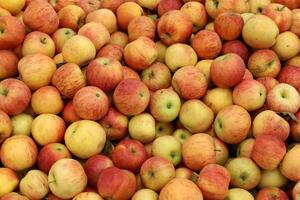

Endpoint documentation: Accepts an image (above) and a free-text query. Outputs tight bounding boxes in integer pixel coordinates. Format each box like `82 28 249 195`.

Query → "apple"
157 0 182 17
286 55 300 67
101 0 123 13
86 57 122 92
225 188 254 200
262 3 292 32
1 135 38 171
249 0 271 14
256 187 289 200
175 167 193 180
165 43 198 72
62 35 96 67
97 167 137 199
247 49 281 78
259 168 288 188
278 65 300 93
159 178 203 200
86 9 117 34
0 167 19 197
49 0 77 12
11 113 32 136
0 110 12 143
291 111 300 141
19 170 49 199
195 59 213 84
280 144 300 181
113 79 150 116
22 31 55 57
62 101 81 124
237 138 255 158
182 133 216 171
152 135 181 166
267 83 300 114
77 0 101 14
205 0 231 19
140 156 175 191
252 110 290 141
128 16 156 41
64 120 106 159
272 0 300 9
96 44 124 62
53 53 65 67
129 113 155 143
192 30 222 59
291 9 300 37
214 105 251 144
116 2 143 31
83 154 114 187
0 50 18 79
242 14 279 49
172 128 191 144
23 0 59 34
58 5 85 31
197 164 230 200
150 88 181 123
226 157 261 190
0 8 11 17
109 31 129 48
18 54 56 90
31 86 64 114
293 181 300 200
37 143 72 173
0 78 31 115
124 36 158 71
256 77 279 93
0 192 29 200
155 122 175 138
251 135 286 170
180 1 208 32
0 0 25 14
51 28 76 53
48 159 87 199
122 66 141 80
73 192 103 200
221 40 249 62
137 0 160 10
132 189 158 200
155 41 167 63
203 88 233 114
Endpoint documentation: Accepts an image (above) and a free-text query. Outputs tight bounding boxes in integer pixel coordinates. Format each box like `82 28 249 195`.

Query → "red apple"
221 40 249 62
83 154 114 187
37 143 72 173
73 86 109 120
0 110 12 143
58 5 86 31
101 0 123 13
62 100 81 124
0 50 18 79
256 187 289 200
0 78 31 115
278 65 300 93
128 16 156 41
116 2 143 31
272 0 300 9
122 66 141 80
96 44 124 62
157 0 182 17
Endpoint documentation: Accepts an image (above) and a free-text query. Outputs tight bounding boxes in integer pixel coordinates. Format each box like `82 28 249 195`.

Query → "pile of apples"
1 0 300 199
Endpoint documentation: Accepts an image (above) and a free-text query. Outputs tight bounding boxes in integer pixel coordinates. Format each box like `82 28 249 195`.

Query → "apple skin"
221 40 249 62
214 12 244 40
32 114 65 146
262 3 292 32
210 53 246 88
251 135 286 170
225 188 254 200
97 167 137 200
58 5 85 31
237 138 255 158
252 110 290 141
97 44 123 62
140 156 175 191
256 77 279 93
51 28 76 53
23 0 59 34
128 16 156 41
280 144 300 182
64 120 106 159
62 101 81 124
272 0 300 9
83 154 114 188
256 187 289 200
86 9 117 34
18 54 56 90
291 9 300 37
159 178 203 200
116 2 143 31
267 83 300 114
0 109 12 143
203 88 233 115
111 139 148 172
0 78 31 115
150 88 181 123
109 31 129 48
0 50 18 79
1 135 38 171
122 66 141 80
77 0 101 14
37 143 72 174
182 133 216 171
232 79 267 111
132 189 158 200
124 36 158 71
242 14 279 49
0 192 29 200
157 0 182 17
19 170 49 199
62 35 96 67
0 167 19 197
214 105 251 144
73 86 109 120
48 159 87 199
86 57 123 92
259 169 288 188
192 29 222 59
278 65 300 93
52 63 86 98
11 113 33 136
172 66 207 99
197 164 231 200
31 86 64 114
0 16 25 50
226 157 261 190
99 107 128 141
291 111 300 141
113 79 150 116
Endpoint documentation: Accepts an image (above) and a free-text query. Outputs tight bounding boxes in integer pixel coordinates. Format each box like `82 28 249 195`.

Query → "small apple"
0 167 19 197
157 0 182 17
86 9 117 34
